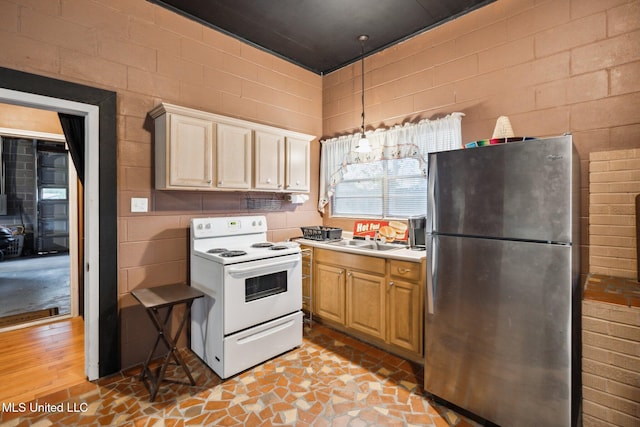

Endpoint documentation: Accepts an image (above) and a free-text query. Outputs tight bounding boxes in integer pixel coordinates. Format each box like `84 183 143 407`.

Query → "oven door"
223 253 302 335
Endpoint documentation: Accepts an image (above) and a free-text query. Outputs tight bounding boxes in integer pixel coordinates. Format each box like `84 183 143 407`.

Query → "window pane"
334 196 383 216
334 178 382 196
388 176 428 217
333 178 383 216
332 158 427 219
41 188 67 200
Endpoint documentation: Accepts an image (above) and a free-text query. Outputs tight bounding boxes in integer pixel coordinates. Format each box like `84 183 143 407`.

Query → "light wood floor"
0 317 86 404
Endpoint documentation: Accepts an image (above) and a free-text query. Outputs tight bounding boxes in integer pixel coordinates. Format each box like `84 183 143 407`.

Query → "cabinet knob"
347 272 352 277
218 181 223 185
207 180 212 184
267 178 272 184
389 281 394 286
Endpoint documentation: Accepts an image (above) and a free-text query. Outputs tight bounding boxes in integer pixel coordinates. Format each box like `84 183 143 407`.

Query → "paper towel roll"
288 194 309 204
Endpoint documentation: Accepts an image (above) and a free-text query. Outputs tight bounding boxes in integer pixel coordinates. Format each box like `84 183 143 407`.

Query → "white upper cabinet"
152 106 214 190
254 131 284 190
216 123 252 189
285 137 310 192
150 103 314 193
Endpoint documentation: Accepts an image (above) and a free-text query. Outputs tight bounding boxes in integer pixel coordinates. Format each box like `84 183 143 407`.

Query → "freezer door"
424 235 574 427
428 136 576 243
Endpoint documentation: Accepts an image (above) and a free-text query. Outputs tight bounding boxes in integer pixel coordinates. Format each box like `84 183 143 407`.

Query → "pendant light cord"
359 35 368 138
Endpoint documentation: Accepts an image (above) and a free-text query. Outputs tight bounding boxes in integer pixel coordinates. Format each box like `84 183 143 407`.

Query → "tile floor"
0 324 481 426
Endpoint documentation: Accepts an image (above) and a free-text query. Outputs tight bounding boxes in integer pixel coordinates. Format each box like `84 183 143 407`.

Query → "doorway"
0 66 118 380
0 131 79 327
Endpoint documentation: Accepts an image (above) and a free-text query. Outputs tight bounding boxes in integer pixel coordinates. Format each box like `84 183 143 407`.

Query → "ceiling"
150 0 495 75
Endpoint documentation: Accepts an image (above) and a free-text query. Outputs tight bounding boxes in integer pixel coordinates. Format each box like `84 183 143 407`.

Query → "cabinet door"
346 270 386 340
216 123 252 189
168 113 214 188
285 137 310 192
314 263 345 324
254 131 284 190
388 279 421 354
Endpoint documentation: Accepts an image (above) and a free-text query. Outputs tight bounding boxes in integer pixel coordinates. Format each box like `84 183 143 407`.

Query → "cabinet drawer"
315 248 385 275
389 259 420 281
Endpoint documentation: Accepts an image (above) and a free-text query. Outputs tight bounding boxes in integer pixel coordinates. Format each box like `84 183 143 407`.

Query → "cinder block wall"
582 300 640 426
589 149 640 279
322 0 640 282
0 0 323 367
1 138 36 231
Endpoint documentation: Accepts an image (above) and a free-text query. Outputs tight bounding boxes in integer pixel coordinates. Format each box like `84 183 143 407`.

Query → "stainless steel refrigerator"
424 135 581 427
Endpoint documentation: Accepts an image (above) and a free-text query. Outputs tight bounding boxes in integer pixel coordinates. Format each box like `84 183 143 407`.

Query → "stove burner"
251 242 274 248
220 250 247 257
207 248 228 254
270 245 289 251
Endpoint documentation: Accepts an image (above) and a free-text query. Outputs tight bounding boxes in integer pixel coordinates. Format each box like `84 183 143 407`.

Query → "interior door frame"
0 66 119 380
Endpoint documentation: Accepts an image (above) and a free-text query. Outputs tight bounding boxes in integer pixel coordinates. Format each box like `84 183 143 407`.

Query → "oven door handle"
227 256 300 278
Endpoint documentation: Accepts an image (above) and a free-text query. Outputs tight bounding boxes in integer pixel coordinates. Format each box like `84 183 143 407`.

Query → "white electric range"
189 215 302 379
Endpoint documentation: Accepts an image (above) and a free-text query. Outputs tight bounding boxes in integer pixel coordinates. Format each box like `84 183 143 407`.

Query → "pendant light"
355 34 371 153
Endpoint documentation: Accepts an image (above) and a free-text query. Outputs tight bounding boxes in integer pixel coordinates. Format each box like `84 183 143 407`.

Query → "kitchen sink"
330 239 407 251
331 239 369 247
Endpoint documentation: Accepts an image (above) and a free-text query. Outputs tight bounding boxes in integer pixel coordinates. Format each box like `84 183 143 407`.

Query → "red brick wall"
582 299 640 426
589 149 640 278
322 0 640 279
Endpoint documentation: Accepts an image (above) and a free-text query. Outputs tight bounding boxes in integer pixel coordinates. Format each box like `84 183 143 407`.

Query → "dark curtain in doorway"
57 113 85 318
58 113 84 184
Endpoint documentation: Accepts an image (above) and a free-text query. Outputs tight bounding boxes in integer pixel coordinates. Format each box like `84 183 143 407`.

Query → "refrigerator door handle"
427 156 437 233
426 156 437 315
426 234 437 314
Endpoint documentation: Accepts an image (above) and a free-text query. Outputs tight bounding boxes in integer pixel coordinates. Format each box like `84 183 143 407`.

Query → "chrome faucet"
373 230 386 249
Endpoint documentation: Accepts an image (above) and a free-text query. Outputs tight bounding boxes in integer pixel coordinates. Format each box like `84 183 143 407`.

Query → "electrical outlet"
131 197 148 213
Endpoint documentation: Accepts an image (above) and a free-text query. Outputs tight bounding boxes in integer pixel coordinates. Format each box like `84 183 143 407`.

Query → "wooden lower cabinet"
347 270 386 340
388 259 423 354
315 263 346 324
388 279 421 353
313 248 424 361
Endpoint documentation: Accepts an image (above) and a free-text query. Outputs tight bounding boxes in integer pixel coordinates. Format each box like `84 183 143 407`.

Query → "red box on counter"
353 220 408 242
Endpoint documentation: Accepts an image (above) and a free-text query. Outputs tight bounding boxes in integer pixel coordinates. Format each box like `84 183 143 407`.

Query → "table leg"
140 305 175 401
139 301 198 401
166 300 196 385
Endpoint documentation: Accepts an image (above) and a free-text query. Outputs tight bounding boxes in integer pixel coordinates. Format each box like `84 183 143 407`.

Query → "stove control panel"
192 215 268 239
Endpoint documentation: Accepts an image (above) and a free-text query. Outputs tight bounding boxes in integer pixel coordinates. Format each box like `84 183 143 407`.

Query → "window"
41 187 67 200
318 113 463 217
332 158 427 218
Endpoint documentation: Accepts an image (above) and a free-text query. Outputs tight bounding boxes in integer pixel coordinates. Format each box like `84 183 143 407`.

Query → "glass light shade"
355 135 371 153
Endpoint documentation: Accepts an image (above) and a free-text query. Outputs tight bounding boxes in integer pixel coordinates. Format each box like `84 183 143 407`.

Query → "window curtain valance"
318 112 464 213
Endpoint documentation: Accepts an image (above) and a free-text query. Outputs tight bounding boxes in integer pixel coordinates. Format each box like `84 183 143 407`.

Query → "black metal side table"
131 283 204 401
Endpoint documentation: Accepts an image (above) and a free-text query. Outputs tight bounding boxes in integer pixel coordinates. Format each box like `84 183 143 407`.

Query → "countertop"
583 273 640 308
295 237 426 262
